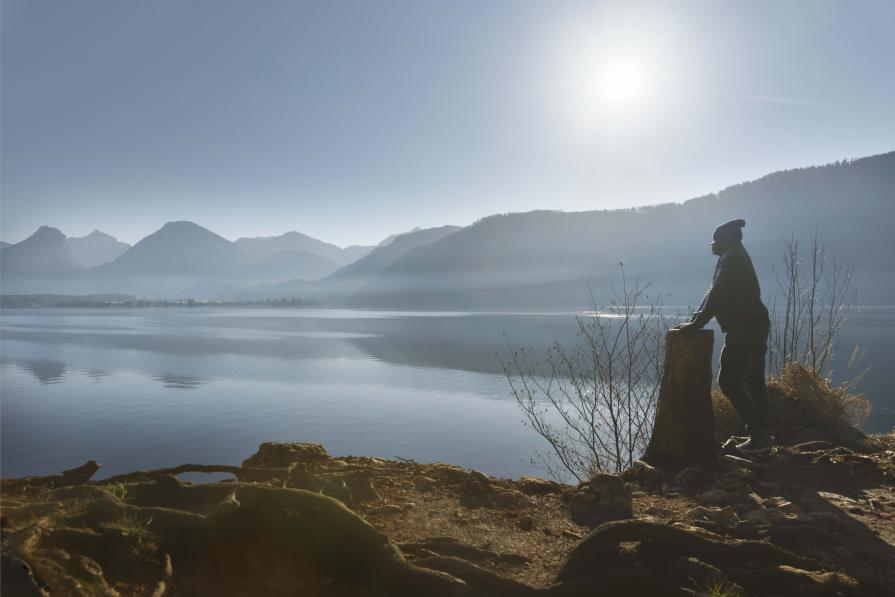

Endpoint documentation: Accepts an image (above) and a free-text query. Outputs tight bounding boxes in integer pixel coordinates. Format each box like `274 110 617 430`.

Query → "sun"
599 57 645 106
553 46 653 131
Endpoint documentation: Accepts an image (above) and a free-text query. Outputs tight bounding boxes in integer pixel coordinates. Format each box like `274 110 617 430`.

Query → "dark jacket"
691 243 770 334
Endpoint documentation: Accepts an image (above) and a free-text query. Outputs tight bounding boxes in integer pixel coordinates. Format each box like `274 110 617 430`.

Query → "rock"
622 460 666 488
674 467 710 490
517 515 534 531
495 490 530 509
767 509 799 523
517 475 562 495
371 504 404 516
458 480 491 508
762 496 792 509
714 505 738 526
413 476 438 492
241 442 330 469
569 474 632 526
684 505 713 521
743 509 771 528
683 505 738 527
335 469 381 504
712 467 755 494
469 469 492 483
569 491 595 517
697 489 730 506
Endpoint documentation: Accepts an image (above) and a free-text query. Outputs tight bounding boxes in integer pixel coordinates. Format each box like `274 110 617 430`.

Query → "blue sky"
2 0 893 246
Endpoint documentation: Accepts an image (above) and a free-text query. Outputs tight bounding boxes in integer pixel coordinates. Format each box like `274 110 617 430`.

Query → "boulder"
622 460 666 488
696 489 731 507
674 467 710 490
241 442 330 469
569 474 632 526
517 476 562 495
495 491 530 509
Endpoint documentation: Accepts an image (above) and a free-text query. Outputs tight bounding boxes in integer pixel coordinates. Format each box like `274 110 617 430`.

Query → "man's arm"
683 255 734 331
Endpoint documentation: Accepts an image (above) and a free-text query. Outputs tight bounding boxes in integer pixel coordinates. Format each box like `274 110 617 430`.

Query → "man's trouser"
718 327 770 435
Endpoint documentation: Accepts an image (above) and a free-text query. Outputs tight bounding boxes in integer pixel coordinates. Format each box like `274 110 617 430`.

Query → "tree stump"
643 329 718 468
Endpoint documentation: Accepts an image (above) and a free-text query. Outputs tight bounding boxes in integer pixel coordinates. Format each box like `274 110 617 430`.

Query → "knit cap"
712 219 746 242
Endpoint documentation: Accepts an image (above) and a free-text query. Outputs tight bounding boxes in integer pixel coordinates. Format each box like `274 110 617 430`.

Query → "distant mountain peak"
33 226 66 240
1 225 84 276
161 220 203 231
66 229 131 267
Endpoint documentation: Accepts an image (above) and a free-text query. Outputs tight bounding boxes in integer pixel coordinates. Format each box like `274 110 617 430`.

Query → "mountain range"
66 230 132 267
2 151 893 306
346 152 894 307
235 230 375 266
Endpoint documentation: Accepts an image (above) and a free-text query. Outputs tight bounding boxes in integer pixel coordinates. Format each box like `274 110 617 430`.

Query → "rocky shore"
2 432 894 596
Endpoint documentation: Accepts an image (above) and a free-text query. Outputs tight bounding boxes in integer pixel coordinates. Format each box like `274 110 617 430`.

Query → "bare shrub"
501 266 670 482
768 229 860 381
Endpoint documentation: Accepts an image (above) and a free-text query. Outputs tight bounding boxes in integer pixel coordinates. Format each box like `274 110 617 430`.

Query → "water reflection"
154 373 204 390
13 358 67 384
1 308 893 431
86 369 111 381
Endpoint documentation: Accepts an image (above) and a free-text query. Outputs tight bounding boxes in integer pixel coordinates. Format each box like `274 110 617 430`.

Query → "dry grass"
713 362 872 441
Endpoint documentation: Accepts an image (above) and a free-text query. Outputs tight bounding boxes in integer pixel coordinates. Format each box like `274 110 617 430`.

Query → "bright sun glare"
599 57 644 105
555 43 655 131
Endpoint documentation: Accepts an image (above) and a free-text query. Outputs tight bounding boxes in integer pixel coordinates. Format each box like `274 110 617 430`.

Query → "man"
676 219 772 452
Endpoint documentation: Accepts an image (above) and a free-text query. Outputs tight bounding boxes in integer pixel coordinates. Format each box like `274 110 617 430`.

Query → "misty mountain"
376 227 422 248
244 249 340 282
95 221 247 277
309 225 461 301
0 226 85 277
347 152 895 308
342 244 377 263
3 153 892 306
0 241 10 250
82 221 349 297
66 230 131 267
235 231 373 266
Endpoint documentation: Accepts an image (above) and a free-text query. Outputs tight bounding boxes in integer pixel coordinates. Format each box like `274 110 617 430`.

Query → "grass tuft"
713 362 871 441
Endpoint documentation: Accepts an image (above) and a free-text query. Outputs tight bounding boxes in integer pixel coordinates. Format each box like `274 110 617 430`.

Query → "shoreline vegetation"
3 425 893 595
0 294 316 309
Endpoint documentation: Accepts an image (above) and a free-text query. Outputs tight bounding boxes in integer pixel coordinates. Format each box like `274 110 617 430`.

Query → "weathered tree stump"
642 329 718 468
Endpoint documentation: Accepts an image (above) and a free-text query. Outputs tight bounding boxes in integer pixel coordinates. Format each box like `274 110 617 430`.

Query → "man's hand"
675 322 701 335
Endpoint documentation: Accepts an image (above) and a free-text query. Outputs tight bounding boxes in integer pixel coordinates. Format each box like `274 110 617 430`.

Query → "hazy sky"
2 0 893 246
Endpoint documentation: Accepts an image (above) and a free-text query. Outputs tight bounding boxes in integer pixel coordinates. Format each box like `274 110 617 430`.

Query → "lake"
2 307 893 481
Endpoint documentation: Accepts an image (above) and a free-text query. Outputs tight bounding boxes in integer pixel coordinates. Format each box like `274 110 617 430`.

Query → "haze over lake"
3 307 892 481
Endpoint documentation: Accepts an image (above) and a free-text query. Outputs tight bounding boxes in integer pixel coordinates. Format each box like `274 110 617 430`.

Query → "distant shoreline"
0 294 316 309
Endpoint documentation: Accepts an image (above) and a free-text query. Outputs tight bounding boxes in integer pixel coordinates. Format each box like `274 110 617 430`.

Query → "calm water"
2 307 893 480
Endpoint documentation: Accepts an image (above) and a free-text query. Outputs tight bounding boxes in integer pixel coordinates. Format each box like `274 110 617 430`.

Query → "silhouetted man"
677 219 772 452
